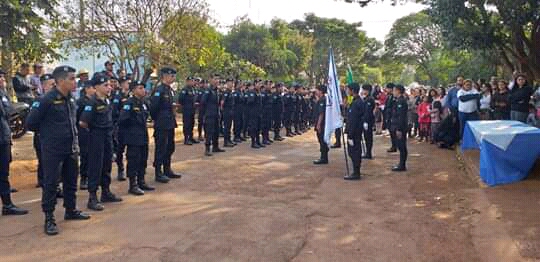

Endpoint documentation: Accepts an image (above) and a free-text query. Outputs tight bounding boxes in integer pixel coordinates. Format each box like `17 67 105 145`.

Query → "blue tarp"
462 121 540 186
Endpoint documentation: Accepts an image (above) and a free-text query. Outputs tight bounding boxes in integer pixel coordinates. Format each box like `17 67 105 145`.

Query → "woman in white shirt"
457 79 480 137
479 83 492 120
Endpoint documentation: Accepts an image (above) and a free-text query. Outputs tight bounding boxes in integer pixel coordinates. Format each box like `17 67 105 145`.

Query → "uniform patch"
142 104 147 110
113 98 120 104
32 101 40 108
133 107 140 112
205 91 210 94
97 105 105 110
121 98 127 102
84 105 92 111
250 94 254 97
154 92 160 97
53 100 64 105
123 104 131 110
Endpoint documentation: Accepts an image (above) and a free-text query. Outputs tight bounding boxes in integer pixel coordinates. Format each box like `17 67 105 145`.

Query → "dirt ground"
1 129 540 262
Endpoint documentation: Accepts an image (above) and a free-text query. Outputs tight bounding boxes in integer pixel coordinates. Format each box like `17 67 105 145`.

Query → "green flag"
346 65 354 85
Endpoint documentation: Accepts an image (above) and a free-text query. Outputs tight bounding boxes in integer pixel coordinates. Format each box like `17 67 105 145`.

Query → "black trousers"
347 133 362 170
183 111 195 140
334 128 342 146
78 128 90 179
197 111 204 138
242 110 249 136
294 111 301 131
223 110 233 141
116 129 126 172
33 134 44 186
316 130 329 160
154 128 175 169
364 123 374 157
126 144 148 178
272 111 282 135
283 110 292 129
393 128 408 166
234 110 243 138
87 129 113 193
41 150 78 212
389 128 397 149
0 143 12 195
204 115 219 147
261 111 272 140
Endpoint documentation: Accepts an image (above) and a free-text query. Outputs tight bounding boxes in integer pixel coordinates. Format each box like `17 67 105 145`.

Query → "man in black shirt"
344 83 365 180
362 84 376 159
390 84 409 172
178 76 198 145
201 74 225 156
314 85 329 165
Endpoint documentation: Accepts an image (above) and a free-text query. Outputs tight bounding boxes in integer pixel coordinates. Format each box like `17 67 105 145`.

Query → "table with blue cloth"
462 120 540 186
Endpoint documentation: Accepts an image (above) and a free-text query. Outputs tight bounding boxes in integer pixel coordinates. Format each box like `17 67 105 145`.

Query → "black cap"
226 78 234 82
119 76 129 83
201 79 208 84
186 76 195 81
105 61 115 66
91 73 110 86
347 82 360 93
160 67 177 75
130 80 145 90
394 84 405 93
361 84 372 92
109 76 119 82
40 74 54 82
0 69 6 76
386 83 395 89
276 82 284 87
317 84 327 94
81 80 93 89
52 66 76 79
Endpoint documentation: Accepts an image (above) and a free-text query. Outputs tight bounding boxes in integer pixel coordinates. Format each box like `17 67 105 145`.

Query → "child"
374 101 383 135
417 95 432 142
430 100 442 144
527 104 538 127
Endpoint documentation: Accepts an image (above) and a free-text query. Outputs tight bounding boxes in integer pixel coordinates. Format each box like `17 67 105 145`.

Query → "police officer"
221 78 236 147
233 81 245 143
245 82 261 149
112 76 130 181
196 79 207 142
33 74 55 188
0 69 28 216
283 87 294 137
313 85 329 165
178 76 198 145
150 67 182 183
119 81 155 195
201 74 225 156
27 66 90 235
384 83 397 152
362 84 376 159
293 85 303 135
344 83 365 180
261 81 273 145
80 74 123 211
390 84 408 171
271 83 284 141
76 81 95 190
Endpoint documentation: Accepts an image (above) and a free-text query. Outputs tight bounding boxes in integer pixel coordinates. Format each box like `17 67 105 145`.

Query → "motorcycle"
9 102 29 139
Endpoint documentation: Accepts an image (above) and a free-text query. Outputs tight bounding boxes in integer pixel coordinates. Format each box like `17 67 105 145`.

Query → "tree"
429 0 540 80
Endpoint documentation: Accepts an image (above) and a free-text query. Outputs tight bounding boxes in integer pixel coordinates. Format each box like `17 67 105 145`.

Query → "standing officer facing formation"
150 67 182 183
344 83 365 180
27 66 90 236
390 84 408 172
313 85 329 165
361 84 376 160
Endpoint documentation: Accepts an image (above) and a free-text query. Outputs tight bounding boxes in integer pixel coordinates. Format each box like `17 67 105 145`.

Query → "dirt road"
1 131 539 261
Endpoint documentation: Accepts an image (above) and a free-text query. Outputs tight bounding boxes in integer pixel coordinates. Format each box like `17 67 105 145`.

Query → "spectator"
407 88 418 138
430 100 442 144
457 79 480 137
29 63 44 95
479 83 492 120
417 95 431 142
491 80 511 120
374 101 383 135
526 104 538 127
443 75 464 113
508 73 534 123
12 63 34 104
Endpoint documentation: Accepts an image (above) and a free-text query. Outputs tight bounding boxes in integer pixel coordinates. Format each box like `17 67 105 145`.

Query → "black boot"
191 137 200 144
392 164 407 172
224 141 235 148
64 209 91 220
205 145 213 156
56 185 63 198
313 152 329 165
184 137 193 145
138 176 155 191
154 166 170 183
44 212 58 236
128 177 144 196
251 138 261 149
117 169 126 181
344 166 361 180
87 192 104 211
233 137 242 143
101 189 123 203
387 147 397 153
80 176 88 190
330 143 341 149
1 194 28 216
212 146 226 153
164 165 182 179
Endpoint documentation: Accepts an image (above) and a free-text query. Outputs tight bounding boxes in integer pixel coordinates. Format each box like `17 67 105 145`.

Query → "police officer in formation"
201 74 225 156
196 79 207 142
27 66 90 235
390 84 408 171
0 69 28 216
118 81 155 195
384 83 397 153
221 78 236 147
112 76 131 181
283 87 295 137
150 67 182 183
178 76 199 145
271 84 284 141
79 73 123 211
233 81 246 143
344 83 365 180
261 81 273 145
361 84 376 160
76 81 95 190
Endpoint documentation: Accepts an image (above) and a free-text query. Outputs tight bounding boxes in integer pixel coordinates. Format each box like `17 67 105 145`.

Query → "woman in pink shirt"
417 95 432 142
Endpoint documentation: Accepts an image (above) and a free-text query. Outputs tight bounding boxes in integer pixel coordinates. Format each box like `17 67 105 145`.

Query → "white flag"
324 48 343 145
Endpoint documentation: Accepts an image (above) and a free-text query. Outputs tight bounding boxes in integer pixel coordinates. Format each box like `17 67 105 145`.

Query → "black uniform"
178 85 196 143
118 97 150 182
261 90 273 143
315 96 329 162
245 89 261 146
363 96 376 158
294 93 302 133
390 95 409 169
200 86 220 149
26 88 79 213
112 90 129 175
0 90 13 196
195 87 205 140
233 89 244 141
345 96 366 175
80 95 114 194
76 95 92 185
221 89 235 145
242 91 251 138
283 92 294 136
271 91 283 139
150 84 177 176
384 94 397 150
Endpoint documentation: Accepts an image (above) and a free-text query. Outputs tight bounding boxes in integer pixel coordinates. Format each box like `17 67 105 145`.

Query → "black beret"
386 83 395 89
0 69 5 76
347 82 360 93
186 76 194 81
160 67 177 75
109 76 119 82
212 73 221 78
226 78 234 82
105 61 115 66
91 74 110 86
52 66 76 78
130 80 145 90
201 79 208 84
40 74 54 82
254 78 262 83
394 84 405 93
361 84 372 92
317 85 327 94
245 81 253 87
81 81 93 89
119 76 129 83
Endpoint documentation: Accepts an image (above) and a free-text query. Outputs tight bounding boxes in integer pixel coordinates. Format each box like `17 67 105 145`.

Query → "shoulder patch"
84 105 93 111
123 104 131 110
32 101 40 108
205 91 210 94
154 92 160 97
113 98 120 104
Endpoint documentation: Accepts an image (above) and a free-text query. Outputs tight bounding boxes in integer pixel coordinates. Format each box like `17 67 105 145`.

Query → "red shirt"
417 102 431 124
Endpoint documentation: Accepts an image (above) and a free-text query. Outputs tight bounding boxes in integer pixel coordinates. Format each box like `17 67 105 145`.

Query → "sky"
206 0 427 41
